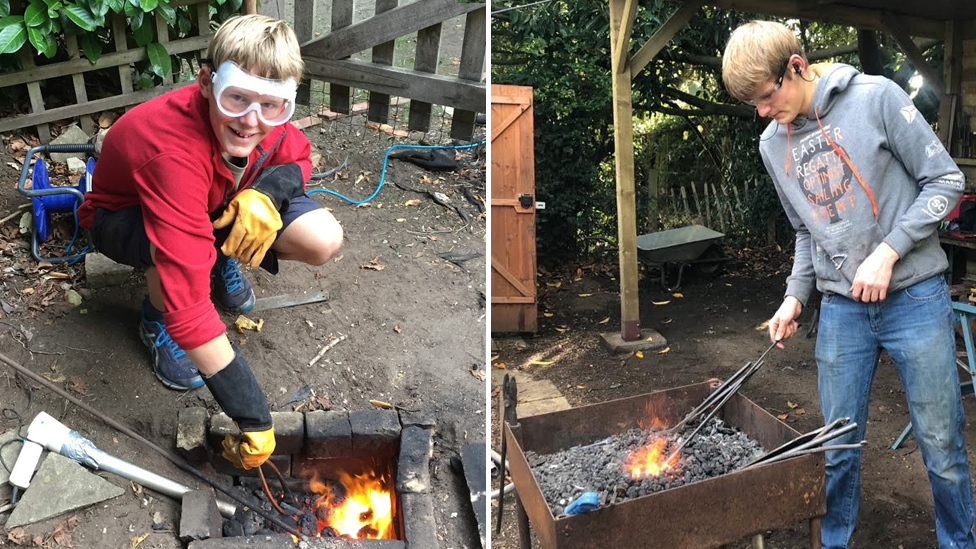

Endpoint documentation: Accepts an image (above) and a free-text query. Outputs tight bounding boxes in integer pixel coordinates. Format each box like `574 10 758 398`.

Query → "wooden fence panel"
301 0 487 139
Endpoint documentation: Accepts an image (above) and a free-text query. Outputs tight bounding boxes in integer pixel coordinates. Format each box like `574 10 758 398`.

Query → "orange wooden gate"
491 85 537 333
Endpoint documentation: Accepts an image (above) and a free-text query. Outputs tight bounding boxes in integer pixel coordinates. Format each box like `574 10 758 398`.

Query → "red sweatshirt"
78 84 312 349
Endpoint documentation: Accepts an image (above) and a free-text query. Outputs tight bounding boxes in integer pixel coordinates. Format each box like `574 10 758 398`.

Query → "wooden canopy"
609 0 976 341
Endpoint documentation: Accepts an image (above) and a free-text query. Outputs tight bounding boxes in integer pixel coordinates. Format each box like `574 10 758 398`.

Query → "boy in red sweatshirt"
78 15 343 469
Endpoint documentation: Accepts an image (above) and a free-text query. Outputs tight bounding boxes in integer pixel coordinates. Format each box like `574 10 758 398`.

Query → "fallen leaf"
333 254 344 263
598 317 610 324
578 293 593 297
528 360 553 365
576 384 585 389
492 362 507 370
652 300 670 306
755 320 770 331
396 218 406 223
777 413 789 421
68 378 87 395
404 199 421 206
555 325 569 333
787 401 798 409
314 395 332 410
38 260 53 268
661 317 673 324
22 287 34 295
42 372 66 383
725 283 733 287
543 312 554 318
394 324 401 333
635 351 644 359
574 267 583 281
53 527 72 547
657 347 671 354
131 532 150 548
795 408 807 416
645 336 655 342
47 271 69 279
545 281 562 288
66 289 82 307
672 292 684 298
33 536 43 546
469 369 487 381
234 315 264 334
369 399 393 409
7 527 27 545
361 263 386 271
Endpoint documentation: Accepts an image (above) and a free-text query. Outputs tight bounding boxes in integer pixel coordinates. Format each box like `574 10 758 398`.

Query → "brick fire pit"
172 407 438 548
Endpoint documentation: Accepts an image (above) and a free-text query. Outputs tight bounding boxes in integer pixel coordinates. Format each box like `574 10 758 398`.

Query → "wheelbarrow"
637 224 727 291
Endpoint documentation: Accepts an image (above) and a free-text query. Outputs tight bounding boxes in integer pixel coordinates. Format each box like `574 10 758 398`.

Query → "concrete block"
6 452 124 528
66 157 86 173
176 407 211 463
49 124 90 164
207 413 236 453
270 411 304 454
396 426 432 494
85 252 134 289
305 410 352 457
180 490 222 541
350 409 400 457
401 493 438 549
398 408 436 428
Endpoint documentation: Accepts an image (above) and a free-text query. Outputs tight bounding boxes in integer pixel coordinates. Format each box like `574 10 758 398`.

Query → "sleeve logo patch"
925 139 943 158
901 105 919 124
924 195 950 219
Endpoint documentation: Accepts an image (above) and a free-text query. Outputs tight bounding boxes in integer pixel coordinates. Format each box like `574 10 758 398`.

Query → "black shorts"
90 195 322 274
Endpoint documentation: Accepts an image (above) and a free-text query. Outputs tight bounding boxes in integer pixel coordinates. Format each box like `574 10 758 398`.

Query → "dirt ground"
491 249 976 549
0 117 487 548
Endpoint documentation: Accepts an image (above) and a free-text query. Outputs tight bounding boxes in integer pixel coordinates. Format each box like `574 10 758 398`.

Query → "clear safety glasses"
209 60 297 126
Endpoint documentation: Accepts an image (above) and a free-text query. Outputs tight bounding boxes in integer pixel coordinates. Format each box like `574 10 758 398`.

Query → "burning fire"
623 436 679 479
305 469 395 539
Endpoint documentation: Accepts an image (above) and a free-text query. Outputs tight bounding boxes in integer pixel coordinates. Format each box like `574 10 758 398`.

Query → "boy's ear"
198 66 213 98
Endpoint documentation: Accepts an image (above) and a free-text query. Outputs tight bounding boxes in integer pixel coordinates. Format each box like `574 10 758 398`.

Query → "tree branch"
660 87 754 117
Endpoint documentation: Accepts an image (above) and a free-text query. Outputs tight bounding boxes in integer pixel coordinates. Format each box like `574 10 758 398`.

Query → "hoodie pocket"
817 223 887 284
813 242 842 282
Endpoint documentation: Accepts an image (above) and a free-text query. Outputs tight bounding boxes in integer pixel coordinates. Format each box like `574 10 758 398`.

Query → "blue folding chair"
891 301 976 450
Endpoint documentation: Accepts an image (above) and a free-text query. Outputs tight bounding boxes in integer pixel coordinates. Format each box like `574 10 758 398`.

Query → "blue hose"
307 141 484 204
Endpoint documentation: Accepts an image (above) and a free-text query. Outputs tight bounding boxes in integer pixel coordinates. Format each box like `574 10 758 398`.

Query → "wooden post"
293 0 315 106
451 6 487 141
243 0 256 14
367 0 399 124
330 0 354 114
939 19 962 149
408 22 443 132
609 0 640 341
713 182 727 232
680 186 690 220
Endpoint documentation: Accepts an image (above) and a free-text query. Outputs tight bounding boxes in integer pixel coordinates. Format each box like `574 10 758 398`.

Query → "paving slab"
6 452 124 528
85 252 135 289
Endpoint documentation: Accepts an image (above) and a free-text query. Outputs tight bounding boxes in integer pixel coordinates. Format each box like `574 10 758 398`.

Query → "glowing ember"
307 469 395 539
623 437 679 479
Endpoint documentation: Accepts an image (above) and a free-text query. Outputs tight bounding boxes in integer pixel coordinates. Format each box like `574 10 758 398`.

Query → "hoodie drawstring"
811 107 879 219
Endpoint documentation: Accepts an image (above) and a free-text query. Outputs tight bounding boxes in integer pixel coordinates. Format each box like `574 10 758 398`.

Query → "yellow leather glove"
213 189 283 268
221 426 276 470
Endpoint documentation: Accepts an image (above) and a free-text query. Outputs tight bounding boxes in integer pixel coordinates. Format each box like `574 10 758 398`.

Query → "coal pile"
526 418 764 515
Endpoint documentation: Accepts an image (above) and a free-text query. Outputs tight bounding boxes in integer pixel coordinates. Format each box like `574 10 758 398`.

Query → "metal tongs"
744 417 866 469
663 341 780 463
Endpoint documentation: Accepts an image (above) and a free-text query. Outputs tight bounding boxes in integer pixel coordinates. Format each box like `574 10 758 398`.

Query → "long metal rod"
0 350 303 538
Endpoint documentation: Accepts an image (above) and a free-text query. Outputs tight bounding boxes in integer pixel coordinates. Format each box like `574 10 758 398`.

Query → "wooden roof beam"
705 0 944 39
631 0 706 77
882 11 946 97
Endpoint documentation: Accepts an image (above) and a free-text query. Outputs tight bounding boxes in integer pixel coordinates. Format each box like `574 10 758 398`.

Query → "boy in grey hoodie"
724 21 975 548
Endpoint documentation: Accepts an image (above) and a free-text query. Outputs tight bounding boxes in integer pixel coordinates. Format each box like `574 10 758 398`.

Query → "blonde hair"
208 15 304 84
722 20 805 102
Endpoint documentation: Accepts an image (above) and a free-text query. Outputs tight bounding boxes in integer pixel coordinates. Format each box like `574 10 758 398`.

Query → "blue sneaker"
212 255 256 313
138 300 204 391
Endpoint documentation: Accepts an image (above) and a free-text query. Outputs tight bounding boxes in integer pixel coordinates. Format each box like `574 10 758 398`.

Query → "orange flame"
307 469 395 539
624 437 679 479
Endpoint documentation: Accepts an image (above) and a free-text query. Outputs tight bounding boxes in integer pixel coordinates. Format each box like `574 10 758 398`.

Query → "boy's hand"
222 427 276 470
768 296 802 349
213 189 283 268
850 243 899 303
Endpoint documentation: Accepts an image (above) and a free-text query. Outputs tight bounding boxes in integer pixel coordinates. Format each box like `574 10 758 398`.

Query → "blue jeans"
817 276 976 548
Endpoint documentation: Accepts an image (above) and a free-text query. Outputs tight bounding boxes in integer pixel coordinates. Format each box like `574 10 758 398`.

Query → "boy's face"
748 57 807 124
199 66 275 158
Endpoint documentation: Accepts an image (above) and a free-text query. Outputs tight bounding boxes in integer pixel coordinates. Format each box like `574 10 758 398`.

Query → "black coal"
526 418 764 515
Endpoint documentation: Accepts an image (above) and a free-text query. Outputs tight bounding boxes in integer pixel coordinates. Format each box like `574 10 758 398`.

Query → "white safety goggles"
209 60 297 126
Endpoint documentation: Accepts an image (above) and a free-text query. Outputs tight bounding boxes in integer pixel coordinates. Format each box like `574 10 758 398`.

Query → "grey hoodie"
759 63 964 304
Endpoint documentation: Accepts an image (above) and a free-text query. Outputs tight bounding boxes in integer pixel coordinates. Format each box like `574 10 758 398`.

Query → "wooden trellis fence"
297 0 487 141
0 0 212 143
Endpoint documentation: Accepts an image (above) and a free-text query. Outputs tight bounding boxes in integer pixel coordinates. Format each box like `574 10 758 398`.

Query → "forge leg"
516 489 531 549
809 517 822 549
